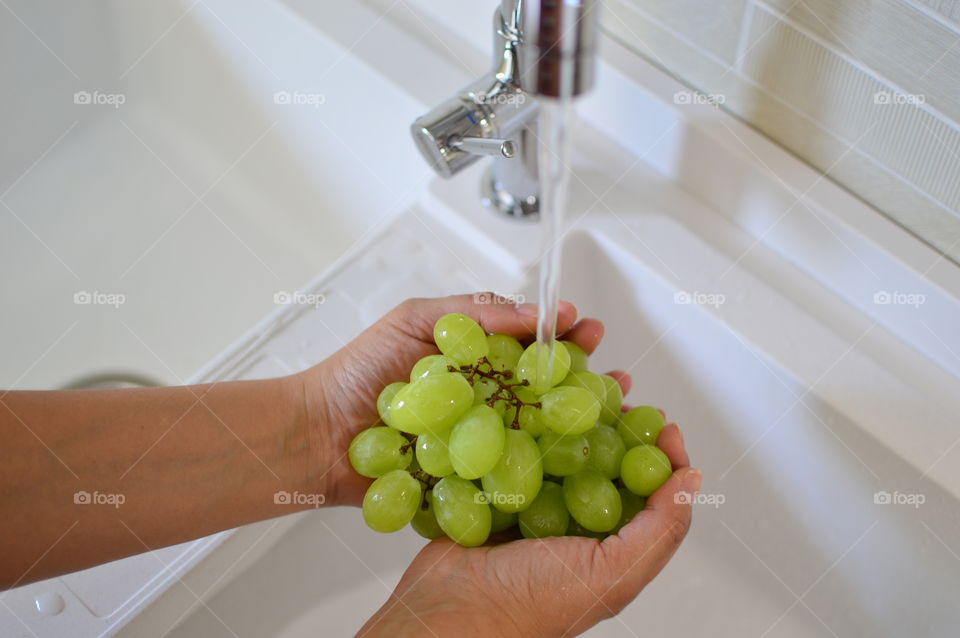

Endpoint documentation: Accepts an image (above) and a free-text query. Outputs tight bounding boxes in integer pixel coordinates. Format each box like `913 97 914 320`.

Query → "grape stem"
404 358 543 495
409 469 440 489
448 358 542 430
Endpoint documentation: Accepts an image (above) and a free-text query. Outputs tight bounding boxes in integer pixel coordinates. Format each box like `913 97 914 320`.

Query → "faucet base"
480 166 539 218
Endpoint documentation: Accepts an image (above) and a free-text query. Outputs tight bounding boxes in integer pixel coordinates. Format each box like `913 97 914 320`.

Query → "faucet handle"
411 97 486 179
449 135 516 158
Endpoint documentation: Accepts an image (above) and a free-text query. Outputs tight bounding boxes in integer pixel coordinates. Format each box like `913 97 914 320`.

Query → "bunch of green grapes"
348 313 674 546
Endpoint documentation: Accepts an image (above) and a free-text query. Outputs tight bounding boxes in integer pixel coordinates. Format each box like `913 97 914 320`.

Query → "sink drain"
61 372 162 390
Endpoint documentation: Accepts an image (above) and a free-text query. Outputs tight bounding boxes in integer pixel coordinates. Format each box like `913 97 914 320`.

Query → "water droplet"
34 592 64 616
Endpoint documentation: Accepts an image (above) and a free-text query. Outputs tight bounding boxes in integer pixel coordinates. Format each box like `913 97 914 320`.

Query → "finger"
603 370 632 396
559 319 605 354
603 467 700 593
393 294 578 341
656 423 689 469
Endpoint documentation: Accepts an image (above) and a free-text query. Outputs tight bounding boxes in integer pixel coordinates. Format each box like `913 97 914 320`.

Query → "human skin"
0 294 698 636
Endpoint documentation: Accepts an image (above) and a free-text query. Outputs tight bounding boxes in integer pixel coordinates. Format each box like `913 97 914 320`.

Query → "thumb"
603 467 701 594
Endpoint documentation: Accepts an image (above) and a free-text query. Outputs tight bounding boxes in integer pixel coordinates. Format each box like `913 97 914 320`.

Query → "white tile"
609 0 749 63
743 7 960 216
761 0 960 125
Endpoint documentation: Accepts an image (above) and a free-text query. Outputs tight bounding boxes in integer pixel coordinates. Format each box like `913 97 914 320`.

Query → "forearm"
0 374 326 589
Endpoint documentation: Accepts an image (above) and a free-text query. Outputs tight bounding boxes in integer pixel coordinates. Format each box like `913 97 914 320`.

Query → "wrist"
283 368 325 498
288 363 365 508
361 590 539 638
256 373 324 512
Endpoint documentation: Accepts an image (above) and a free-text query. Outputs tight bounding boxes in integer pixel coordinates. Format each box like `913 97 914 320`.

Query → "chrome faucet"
410 0 599 218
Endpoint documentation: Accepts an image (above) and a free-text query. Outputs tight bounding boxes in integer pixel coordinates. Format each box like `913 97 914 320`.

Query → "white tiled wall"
604 0 960 263
920 0 960 22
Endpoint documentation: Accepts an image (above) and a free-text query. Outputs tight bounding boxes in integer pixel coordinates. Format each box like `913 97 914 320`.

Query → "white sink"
134 150 959 636
3 1 959 637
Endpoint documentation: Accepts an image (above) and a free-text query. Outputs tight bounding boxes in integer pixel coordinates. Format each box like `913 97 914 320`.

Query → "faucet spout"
410 0 600 217
517 0 599 98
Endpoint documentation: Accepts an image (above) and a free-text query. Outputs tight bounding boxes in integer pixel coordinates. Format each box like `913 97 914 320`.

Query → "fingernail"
681 468 702 494
517 303 538 316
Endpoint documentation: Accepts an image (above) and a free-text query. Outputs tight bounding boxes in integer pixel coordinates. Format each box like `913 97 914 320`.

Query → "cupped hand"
303 293 700 637
300 293 606 506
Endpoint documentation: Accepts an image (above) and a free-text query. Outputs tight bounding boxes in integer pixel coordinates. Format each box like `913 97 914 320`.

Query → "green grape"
562 341 590 373
617 406 665 448
377 382 406 427
486 334 523 372
410 354 458 380
599 375 623 425
538 429 590 476
348 427 412 478
540 386 601 436
490 507 518 533
411 491 446 539
501 386 545 438
362 470 422 533
518 482 569 538
416 429 454 477
473 378 506 416
566 518 607 539
389 373 473 435
613 488 647 533
621 444 672 496
363 309 676 544
517 406 545 438
583 424 626 479
448 405 506 480
562 470 622 532
432 476 492 547
434 313 489 366
481 429 542 513
561 371 607 411
516 342 571 394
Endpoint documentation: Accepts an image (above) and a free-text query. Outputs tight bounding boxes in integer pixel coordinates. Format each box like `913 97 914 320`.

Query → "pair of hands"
299 294 700 637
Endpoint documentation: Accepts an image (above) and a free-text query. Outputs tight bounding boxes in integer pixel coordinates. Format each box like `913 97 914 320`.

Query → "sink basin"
139 150 959 636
